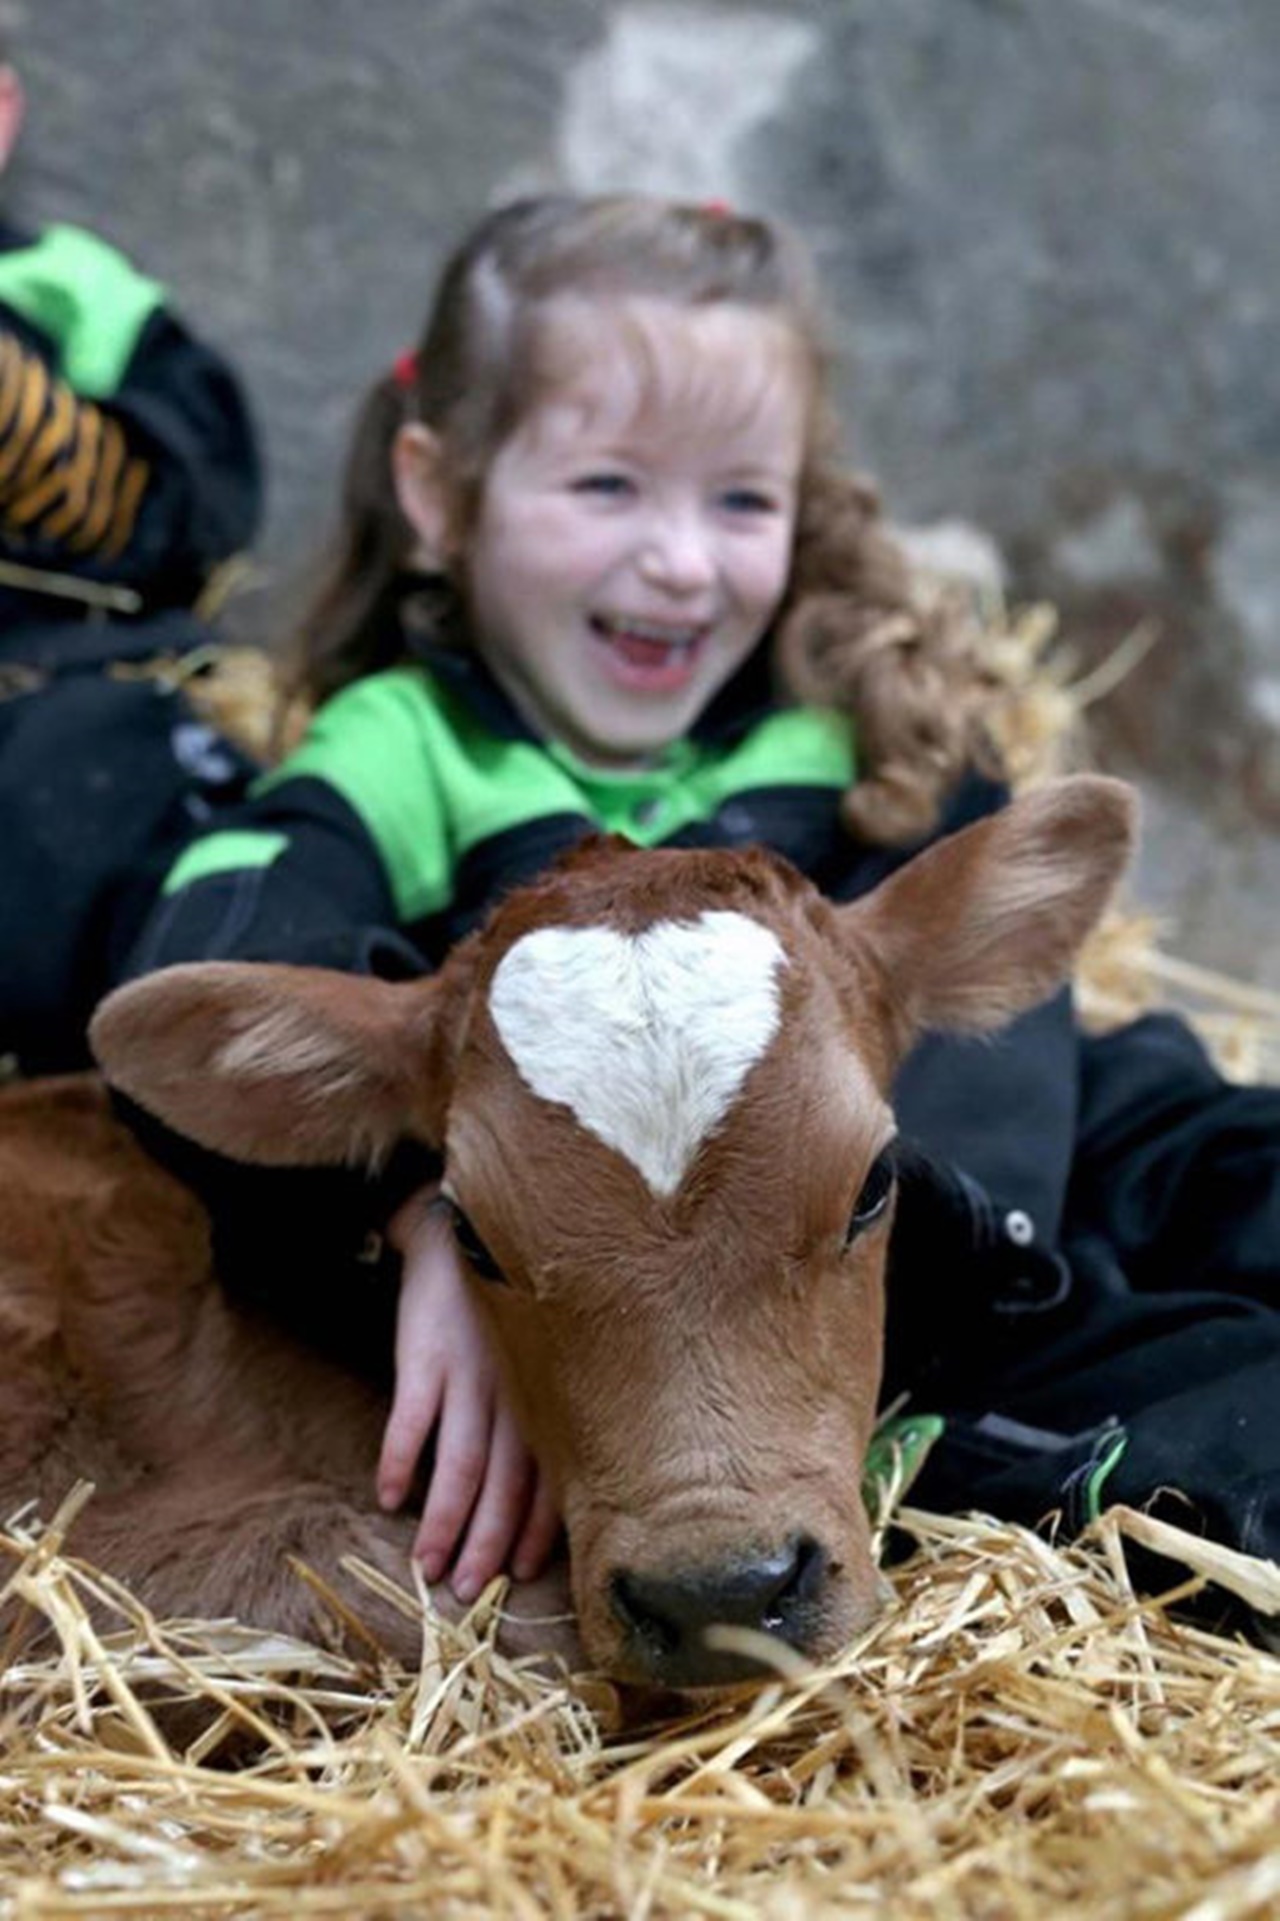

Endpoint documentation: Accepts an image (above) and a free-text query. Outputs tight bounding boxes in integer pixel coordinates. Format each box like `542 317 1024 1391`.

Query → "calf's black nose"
611 1534 828 1686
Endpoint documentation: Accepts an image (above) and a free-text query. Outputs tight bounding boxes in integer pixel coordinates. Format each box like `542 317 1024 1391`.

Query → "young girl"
124 195 1280 1627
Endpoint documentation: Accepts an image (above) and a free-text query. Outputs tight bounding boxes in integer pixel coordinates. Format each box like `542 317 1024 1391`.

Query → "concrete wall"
8 0 1280 980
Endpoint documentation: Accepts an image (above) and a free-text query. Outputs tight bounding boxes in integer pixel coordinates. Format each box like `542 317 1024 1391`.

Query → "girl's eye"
720 487 778 515
444 1200 507 1285
844 1150 896 1248
570 471 633 498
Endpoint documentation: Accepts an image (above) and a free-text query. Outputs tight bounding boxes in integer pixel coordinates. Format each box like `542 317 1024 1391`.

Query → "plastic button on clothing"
1003 1208 1035 1247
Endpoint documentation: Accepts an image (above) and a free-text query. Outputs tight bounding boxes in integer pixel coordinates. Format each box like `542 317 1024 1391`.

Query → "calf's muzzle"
609 1533 830 1688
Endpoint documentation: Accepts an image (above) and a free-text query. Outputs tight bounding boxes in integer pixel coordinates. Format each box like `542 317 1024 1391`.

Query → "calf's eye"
444 1200 507 1285
845 1150 895 1247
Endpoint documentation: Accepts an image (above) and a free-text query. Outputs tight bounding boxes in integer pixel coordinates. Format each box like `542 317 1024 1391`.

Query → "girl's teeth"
596 618 699 649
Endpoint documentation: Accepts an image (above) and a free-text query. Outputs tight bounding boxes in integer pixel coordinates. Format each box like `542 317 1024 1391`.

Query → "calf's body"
0 1076 504 1662
0 778 1135 1687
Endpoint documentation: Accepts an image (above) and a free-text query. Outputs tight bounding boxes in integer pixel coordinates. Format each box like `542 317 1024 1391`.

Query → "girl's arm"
381 1190 560 1599
124 780 427 981
120 681 561 1590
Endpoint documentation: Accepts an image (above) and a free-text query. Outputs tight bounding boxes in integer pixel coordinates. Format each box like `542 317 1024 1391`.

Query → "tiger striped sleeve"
0 328 149 560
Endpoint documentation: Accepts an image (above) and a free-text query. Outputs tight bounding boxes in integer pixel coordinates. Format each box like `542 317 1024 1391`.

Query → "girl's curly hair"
776 459 1000 844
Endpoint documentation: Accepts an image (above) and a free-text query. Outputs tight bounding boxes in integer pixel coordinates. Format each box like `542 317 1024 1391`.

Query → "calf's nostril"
764 1531 825 1624
610 1567 681 1653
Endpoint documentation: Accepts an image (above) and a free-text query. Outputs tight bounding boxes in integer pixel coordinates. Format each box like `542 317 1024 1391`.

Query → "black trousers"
885 1014 1280 1612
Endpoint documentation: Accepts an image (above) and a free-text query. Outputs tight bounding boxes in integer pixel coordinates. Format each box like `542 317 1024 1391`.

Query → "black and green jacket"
0 218 260 646
133 641 913 979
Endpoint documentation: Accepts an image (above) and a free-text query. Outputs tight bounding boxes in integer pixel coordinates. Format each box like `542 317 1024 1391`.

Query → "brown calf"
0 777 1134 1688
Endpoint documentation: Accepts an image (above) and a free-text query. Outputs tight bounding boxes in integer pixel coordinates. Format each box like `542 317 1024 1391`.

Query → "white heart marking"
488 912 787 1197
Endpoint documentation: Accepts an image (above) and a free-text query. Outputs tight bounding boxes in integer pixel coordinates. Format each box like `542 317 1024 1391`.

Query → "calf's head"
92 776 1135 1688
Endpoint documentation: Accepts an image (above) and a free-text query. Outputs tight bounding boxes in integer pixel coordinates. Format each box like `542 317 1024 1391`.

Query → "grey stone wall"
8 0 1279 981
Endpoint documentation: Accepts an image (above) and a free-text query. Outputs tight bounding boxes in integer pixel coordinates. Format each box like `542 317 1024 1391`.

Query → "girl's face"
452 299 808 767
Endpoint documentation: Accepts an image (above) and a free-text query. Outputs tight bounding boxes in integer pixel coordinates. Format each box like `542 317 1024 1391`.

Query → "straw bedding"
0 612 1276 1917
3 1495 1277 1918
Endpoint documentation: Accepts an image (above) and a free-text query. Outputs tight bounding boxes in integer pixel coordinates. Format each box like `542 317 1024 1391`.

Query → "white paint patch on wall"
1246 675 1280 733
1212 480 1280 661
892 518 1008 604
1051 495 1163 588
488 911 788 1197
555 4 818 201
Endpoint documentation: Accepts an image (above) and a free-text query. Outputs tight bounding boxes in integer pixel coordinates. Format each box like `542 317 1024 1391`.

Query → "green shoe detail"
863 1412 945 1539
1082 1425 1130 1524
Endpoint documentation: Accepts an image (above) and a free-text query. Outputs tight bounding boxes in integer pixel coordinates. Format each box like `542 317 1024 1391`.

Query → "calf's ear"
837 775 1138 1057
89 961 458 1166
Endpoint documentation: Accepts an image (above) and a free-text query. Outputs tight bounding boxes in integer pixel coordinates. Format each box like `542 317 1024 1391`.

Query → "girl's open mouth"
589 615 710 691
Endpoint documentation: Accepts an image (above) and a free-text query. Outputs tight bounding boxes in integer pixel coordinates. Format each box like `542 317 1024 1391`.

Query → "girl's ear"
392 422 454 570
0 66 27 175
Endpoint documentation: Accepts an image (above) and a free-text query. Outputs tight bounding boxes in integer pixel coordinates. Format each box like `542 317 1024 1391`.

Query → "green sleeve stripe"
0 224 165 397
162 829 288 895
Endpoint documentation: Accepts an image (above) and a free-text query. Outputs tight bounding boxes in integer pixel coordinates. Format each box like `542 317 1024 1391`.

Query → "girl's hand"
377 1187 560 1602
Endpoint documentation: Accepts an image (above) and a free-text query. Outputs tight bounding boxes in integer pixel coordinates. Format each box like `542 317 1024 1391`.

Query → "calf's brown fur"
0 777 1135 1688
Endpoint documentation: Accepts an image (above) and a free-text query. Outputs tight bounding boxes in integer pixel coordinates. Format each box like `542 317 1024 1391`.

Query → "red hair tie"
392 349 419 391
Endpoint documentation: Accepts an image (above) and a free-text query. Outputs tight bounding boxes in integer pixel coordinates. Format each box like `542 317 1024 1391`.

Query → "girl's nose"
637 511 716 594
